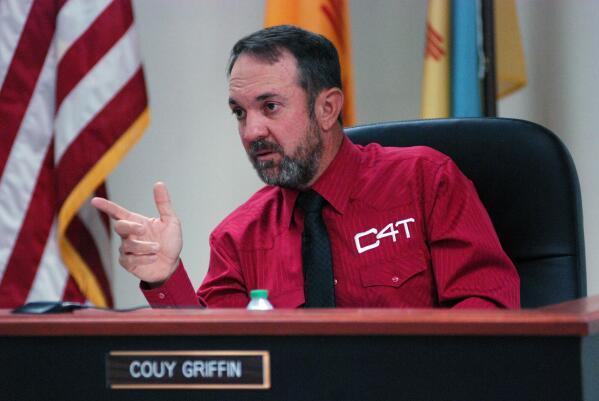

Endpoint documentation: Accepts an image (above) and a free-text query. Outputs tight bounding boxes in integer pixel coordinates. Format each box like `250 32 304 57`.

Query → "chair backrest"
346 118 586 308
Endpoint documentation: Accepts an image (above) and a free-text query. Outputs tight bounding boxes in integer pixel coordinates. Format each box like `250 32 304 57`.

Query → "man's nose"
242 112 268 142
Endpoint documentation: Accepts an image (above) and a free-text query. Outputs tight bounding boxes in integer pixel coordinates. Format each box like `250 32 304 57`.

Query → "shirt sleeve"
141 259 204 307
195 233 250 307
427 159 521 309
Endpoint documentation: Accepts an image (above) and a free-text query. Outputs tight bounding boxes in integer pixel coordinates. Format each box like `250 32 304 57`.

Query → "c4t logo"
354 218 415 254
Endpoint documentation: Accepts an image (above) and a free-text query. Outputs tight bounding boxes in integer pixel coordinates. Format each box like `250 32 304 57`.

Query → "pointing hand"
91 182 183 285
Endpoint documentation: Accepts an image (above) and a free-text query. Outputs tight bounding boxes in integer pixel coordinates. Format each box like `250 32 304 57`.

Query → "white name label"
107 351 270 390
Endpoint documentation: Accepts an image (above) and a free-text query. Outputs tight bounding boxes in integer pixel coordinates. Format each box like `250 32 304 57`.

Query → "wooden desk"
2 296 599 401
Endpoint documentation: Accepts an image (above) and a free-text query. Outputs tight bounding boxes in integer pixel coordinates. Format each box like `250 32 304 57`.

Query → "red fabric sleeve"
427 160 520 309
141 260 204 307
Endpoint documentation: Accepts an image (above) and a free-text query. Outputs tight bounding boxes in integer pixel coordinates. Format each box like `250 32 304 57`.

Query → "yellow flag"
420 0 451 118
265 0 356 126
495 0 527 98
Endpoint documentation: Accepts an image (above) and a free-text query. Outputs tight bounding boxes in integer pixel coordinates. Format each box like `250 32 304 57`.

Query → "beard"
247 119 324 189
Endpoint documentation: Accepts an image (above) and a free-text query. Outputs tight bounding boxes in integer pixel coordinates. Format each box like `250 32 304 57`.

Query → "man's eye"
265 102 278 112
232 108 245 120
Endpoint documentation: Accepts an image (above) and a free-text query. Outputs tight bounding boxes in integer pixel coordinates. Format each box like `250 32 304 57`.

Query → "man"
92 25 520 309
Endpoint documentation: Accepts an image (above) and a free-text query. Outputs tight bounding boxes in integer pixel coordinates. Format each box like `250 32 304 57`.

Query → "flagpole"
481 0 497 117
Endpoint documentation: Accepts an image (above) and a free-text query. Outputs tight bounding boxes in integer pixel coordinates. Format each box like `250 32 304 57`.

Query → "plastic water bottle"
246 289 273 310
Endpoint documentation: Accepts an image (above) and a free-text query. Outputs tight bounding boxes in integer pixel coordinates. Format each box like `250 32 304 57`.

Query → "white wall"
111 0 598 307
112 0 266 307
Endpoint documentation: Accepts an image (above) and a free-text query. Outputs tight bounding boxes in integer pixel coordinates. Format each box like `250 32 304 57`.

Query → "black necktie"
297 190 335 307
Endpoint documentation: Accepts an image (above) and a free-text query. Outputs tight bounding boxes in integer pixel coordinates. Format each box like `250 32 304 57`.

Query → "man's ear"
314 88 344 130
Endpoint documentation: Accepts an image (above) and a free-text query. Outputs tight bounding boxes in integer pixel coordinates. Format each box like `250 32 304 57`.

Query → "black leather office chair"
346 118 586 308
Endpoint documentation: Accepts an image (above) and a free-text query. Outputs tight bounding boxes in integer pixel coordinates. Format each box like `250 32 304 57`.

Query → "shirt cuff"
140 260 202 307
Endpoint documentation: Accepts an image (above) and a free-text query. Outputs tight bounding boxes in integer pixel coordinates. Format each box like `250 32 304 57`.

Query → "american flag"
0 0 149 307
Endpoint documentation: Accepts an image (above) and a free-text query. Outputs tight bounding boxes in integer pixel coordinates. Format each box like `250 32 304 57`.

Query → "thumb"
153 181 176 219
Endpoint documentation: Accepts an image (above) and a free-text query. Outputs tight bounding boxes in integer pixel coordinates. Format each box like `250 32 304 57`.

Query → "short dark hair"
227 25 343 125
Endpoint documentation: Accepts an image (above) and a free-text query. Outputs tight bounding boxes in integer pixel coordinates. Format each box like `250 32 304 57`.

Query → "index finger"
91 197 136 221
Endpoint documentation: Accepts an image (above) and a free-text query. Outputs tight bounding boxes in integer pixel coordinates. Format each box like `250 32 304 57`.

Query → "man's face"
228 52 323 189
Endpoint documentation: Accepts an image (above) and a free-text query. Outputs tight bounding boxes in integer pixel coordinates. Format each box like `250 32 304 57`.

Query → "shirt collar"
281 135 361 227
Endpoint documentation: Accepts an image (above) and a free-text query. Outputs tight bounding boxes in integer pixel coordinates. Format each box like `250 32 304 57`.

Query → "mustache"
249 139 283 157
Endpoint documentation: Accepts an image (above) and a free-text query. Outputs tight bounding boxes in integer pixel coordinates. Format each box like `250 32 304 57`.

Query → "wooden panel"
1 295 599 337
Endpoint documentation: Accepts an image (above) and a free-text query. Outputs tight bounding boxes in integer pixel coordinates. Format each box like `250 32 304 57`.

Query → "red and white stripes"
0 0 149 307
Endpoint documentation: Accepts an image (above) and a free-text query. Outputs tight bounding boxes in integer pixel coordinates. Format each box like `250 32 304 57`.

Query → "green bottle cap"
250 289 269 299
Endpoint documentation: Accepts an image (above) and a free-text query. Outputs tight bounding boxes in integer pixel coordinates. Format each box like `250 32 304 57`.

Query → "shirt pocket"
354 250 435 307
359 254 427 289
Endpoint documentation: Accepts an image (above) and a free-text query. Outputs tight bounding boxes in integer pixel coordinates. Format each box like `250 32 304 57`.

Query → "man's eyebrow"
256 92 279 101
228 93 281 106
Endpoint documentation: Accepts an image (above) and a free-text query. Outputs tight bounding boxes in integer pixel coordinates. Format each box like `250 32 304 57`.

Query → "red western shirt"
143 136 520 309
